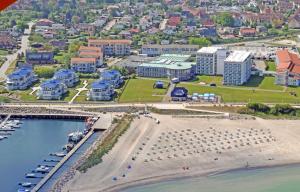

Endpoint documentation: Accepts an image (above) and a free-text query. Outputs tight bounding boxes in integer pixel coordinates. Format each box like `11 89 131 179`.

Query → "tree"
214 12 234 27
188 37 211 47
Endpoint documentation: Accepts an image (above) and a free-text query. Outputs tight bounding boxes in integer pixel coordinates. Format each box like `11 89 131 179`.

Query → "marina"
0 118 88 192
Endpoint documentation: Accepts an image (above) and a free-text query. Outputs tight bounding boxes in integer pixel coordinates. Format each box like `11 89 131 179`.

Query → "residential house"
0 33 17 49
26 51 54 65
53 69 79 88
37 79 67 100
88 39 131 56
100 70 123 88
87 80 114 101
6 67 37 90
239 28 256 37
275 49 300 86
223 51 252 85
71 58 97 73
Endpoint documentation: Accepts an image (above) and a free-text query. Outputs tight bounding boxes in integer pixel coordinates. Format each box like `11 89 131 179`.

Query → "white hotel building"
196 47 228 75
223 51 252 85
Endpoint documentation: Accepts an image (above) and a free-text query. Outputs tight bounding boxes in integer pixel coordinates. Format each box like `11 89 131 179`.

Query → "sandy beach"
62 114 300 192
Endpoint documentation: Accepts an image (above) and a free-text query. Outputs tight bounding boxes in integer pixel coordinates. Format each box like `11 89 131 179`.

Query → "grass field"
119 78 168 103
265 61 276 71
180 76 300 103
5 60 17 75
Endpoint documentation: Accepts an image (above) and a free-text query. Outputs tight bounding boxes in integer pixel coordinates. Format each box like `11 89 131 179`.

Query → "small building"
53 69 79 88
26 51 54 65
171 87 188 101
6 67 37 90
37 79 67 100
87 80 114 101
71 58 97 73
154 81 164 89
100 70 123 88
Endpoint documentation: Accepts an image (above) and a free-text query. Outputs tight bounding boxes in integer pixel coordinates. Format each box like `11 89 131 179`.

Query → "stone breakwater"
0 106 90 115
50 121 118 192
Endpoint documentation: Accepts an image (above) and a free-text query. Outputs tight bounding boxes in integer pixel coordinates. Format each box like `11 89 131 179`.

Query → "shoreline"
100 161 300 192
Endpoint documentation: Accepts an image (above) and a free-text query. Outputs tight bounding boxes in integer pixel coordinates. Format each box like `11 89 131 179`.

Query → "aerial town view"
1 0 300 192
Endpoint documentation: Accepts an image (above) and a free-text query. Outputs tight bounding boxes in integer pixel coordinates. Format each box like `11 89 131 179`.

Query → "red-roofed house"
167 16 181 28
275 49 300 86
239 28 256 37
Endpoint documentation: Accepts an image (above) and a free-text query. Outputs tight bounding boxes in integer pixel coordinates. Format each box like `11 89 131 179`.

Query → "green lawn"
259 76 283 90
266 61 276 71
119 78 168 103
180 83 300 103
0 49 8 56
195 75 223 86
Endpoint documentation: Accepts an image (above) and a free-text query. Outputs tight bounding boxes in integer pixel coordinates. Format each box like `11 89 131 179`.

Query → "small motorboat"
50 152 66 157
18 182 33 187
25 173 36 178
68 131 83 143
35 166 49 173
17 189 30 192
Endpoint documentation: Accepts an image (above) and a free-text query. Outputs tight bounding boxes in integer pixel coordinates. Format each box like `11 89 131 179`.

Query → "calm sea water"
123 165 300 192
0 119 85 192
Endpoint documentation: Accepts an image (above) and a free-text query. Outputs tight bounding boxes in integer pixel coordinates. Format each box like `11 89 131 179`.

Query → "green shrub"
34 66 56 78
246 103 270 113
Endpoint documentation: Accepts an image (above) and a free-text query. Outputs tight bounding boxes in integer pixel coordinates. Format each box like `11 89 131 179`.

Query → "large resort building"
196 47 228 75
223 51 252 85
37 79 67 100
53 69 79 88
275 49 300 86
88 39 131 56
137 54 195 81
100 70 123 88
6 67 37 90
141 44 199 57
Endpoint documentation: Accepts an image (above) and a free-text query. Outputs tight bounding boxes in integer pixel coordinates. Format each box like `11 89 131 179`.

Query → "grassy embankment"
78 114 134 172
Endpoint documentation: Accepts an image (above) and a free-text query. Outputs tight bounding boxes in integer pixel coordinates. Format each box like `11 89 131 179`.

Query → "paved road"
0 22 34 80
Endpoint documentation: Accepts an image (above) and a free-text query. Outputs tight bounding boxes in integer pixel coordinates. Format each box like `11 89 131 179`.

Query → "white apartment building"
88 39 131 56
223 51 252 85
196 47 228 75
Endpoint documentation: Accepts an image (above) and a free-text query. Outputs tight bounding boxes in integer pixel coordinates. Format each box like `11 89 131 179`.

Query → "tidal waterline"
0 119 85 192
122 165 300 192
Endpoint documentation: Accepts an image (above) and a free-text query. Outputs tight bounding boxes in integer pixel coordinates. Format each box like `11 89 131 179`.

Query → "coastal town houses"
6 67 37 91
88 39 131 56
196 47 228 75
275 49 300 86
36 79 67 100
25 51 54 65
137 54 195 81
53 69 79 88
0 32 17 49
141 44 199 57
78 46 103 67
223 51 252 85
71 58 97 73
100 70 123 88
87 80 114 101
